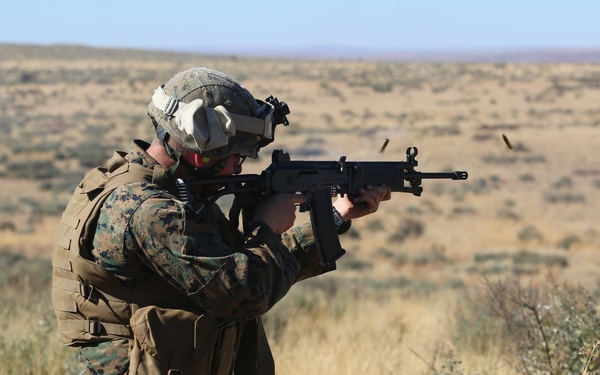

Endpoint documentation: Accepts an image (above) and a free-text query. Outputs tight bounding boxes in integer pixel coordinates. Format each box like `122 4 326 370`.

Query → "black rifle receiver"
177 147 468 267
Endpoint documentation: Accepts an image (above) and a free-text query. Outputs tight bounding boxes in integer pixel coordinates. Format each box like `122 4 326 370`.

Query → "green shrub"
412 247 448 266
556 234 582 250
365 219 385 232
5 160 61 180
389 217 425 243
480 276 600 374
545 193 586 204
518 225 543 242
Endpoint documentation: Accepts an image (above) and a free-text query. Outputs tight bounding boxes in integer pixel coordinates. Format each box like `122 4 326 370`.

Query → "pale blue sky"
1 0 598 53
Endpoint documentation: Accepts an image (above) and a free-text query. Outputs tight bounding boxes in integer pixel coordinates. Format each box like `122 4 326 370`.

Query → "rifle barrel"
184 174 261 187
417 171 468 180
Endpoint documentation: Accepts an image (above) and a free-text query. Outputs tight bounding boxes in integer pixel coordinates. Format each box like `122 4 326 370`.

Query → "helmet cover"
147 67 264 159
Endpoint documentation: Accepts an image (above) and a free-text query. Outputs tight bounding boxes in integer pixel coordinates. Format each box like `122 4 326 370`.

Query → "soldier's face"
178 152 244 179
214 154 244 176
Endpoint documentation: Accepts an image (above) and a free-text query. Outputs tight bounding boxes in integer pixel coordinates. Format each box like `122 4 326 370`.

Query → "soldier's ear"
181 152 213 169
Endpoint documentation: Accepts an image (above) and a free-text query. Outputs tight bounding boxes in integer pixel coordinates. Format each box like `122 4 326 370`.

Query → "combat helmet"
147 67 289 162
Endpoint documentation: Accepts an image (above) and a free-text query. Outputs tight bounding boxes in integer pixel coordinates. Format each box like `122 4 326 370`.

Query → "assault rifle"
177 147 468 267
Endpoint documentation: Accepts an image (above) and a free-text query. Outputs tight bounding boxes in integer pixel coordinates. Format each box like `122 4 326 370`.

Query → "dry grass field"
1 44 600 374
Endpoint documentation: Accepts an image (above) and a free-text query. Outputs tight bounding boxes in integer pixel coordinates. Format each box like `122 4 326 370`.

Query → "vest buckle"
88 320 102 336
79 283 94 300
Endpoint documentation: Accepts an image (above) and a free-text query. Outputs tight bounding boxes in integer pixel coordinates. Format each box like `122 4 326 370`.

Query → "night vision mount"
265 95 290 126
257 95 290 149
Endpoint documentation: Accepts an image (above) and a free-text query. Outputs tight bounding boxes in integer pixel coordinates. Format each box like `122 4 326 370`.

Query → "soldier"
52 67 391 374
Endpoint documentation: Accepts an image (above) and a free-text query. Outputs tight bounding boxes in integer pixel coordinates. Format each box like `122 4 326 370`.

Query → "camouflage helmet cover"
147 67 265 159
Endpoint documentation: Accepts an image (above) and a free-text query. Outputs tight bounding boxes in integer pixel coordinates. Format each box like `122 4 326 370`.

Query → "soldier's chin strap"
154 130 183 176
157 132 228 181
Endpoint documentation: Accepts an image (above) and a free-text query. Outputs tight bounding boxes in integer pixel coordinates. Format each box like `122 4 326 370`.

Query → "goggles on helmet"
151 86 289 154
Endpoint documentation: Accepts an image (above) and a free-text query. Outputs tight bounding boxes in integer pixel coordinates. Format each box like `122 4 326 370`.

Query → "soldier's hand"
253 193 307 235
333 184 391 221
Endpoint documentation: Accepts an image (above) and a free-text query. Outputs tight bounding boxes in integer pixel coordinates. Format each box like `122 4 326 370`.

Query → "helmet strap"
158 132 183 176
165 149 182 176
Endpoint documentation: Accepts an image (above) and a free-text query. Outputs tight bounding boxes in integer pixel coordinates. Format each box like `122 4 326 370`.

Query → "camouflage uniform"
77 140 329 374
53 67 332 374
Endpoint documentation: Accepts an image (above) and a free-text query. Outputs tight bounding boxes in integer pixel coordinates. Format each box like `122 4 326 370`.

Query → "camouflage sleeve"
78 340 129 375
281 221 337 282
128 196 301 321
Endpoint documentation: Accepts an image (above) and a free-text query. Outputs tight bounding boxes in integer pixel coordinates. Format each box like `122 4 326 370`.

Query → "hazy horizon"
2 1 598 58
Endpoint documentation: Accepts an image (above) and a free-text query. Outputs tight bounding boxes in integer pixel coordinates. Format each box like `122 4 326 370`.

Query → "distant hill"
0 43 205 61
193 45 600 63
1 43 600 63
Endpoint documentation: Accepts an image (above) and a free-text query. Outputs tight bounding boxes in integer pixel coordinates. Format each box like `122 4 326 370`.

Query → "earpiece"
189 154 212 168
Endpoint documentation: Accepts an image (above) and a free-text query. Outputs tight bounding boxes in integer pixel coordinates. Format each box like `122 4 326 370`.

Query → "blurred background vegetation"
1 44 600 374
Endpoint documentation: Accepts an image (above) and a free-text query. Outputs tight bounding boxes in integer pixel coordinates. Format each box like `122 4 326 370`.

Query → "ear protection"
179 152 228 177
186 153 212 169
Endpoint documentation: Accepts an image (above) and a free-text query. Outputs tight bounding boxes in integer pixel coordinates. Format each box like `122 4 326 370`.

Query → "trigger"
299 202 310 212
